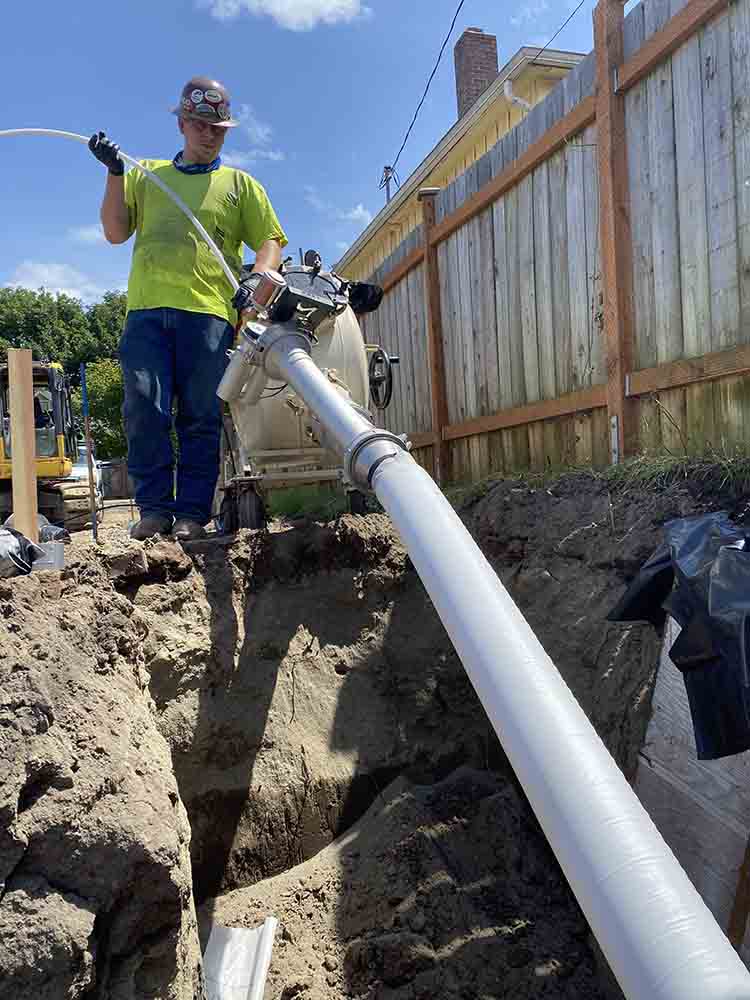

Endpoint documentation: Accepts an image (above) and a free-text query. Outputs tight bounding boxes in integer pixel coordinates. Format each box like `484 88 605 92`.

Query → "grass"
266 483 349 520
596 450 750 498
442 448 750 513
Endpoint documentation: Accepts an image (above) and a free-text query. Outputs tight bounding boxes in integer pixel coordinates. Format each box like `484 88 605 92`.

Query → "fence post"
594 0 637 462
418 187 450 484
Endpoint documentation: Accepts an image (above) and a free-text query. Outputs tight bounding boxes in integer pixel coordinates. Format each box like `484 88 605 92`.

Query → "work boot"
130 513 174 540
172 518 207 542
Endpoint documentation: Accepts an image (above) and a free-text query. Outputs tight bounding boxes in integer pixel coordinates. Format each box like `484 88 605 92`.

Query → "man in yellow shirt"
90 76 287 541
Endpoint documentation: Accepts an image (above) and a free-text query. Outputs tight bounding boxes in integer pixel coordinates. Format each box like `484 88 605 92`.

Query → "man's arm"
100 175 131 245
250 239 282 274
89 133 132 245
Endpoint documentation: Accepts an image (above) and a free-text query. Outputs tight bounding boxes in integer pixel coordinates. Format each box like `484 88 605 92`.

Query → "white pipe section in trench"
5 126 750 999
371 452 750 1000
272 346 750 1000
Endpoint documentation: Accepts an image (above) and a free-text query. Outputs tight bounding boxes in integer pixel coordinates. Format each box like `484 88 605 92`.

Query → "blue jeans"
119 308 233 524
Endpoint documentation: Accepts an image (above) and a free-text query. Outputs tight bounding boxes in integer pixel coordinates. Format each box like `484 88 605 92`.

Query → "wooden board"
673 15 711 358
685 381 717 453
702 11 740 350
582 123 604 384
627 342 750 395
438 182 459 428
626 77 658 370
442 385 607 440
731 0 750 342
566 129 591 387
465 163 491 479
574 409 595 466
407 263 432 434
533 160 556 402
518 172 540 404
548 147 573 396
646 0 684 366
7 349 39 543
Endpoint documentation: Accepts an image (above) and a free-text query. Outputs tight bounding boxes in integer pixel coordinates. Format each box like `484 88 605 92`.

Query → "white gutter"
334 46 583 273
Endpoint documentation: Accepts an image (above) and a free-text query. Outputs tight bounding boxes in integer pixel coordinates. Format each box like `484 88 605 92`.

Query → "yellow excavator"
0 361 101 527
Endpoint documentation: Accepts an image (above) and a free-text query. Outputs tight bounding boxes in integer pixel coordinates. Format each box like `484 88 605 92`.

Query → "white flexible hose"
0 128 240 292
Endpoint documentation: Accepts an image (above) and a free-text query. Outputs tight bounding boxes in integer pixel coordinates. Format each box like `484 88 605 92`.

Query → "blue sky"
0 0 600 303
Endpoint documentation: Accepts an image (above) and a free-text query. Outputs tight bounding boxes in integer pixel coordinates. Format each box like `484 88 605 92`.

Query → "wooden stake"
418 187 450 484
7 349 39 543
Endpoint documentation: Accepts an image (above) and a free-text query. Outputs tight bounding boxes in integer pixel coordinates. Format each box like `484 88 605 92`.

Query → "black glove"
231 272 262 314
89 131 124 176
349 281 383 316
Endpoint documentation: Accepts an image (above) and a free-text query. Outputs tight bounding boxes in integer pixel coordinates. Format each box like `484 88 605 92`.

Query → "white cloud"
224 105 286 168
235 104 274 147
305 187 373 228
223 149 286 168
335 241 350 253
68 223 106 245
304 186 330 213
9 261 108 303
200 0 371 30
341 203 373 226
511 0 549 27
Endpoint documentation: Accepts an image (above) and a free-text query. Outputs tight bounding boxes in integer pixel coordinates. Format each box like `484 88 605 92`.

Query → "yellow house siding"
341 60 577 283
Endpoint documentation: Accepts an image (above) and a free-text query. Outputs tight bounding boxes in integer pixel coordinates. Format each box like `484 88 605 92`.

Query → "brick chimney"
454 28 499 119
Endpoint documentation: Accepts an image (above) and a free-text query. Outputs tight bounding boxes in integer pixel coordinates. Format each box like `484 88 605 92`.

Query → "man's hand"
89 132 124 176
231 272 262 314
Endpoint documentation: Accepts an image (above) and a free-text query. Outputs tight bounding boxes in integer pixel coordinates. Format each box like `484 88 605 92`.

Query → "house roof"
334 46 584 274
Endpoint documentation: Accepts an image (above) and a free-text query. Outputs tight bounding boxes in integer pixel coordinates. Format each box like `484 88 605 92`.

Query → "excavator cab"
0 362 99 527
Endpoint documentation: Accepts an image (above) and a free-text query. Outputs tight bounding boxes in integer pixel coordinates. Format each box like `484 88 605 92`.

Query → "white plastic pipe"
369 451 750 1000
0 128 240 293
267 335 750 995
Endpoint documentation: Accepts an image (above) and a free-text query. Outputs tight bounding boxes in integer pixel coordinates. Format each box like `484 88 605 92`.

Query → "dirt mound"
0 566 203 999
119 516 501 902
3 468 734 998
201 767 609 1000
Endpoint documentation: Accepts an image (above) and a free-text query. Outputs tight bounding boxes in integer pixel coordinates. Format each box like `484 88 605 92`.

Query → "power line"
387 0 467 176
530 0 588 65
382 0 587 191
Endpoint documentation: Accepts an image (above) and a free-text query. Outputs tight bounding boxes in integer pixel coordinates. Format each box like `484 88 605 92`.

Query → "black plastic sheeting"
608 512 750 760
0 526 45 578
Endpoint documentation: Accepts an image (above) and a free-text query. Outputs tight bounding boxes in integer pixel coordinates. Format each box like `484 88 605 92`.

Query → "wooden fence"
358 0 750 483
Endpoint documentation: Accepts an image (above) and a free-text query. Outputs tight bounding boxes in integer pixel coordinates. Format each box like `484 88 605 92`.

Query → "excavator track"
38 479 102 529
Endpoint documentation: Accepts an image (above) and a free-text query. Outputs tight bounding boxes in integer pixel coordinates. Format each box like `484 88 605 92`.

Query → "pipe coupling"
344 429 409 491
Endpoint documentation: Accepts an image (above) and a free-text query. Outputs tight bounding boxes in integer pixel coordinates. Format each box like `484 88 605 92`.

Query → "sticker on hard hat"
190 89 205 104
195 103 214 115
205 90 223 104
218 104 230 120
181 97 193 111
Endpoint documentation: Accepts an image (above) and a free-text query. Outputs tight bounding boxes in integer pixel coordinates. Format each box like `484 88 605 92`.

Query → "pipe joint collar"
344 429 409 491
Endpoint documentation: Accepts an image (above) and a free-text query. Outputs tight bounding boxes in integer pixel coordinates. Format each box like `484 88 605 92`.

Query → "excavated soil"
3 468 744 998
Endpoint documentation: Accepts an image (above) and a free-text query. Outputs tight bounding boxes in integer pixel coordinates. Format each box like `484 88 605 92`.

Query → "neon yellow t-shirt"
123 161 288 323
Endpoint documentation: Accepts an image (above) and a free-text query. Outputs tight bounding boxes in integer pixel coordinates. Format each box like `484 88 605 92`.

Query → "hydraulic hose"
0 128 240 293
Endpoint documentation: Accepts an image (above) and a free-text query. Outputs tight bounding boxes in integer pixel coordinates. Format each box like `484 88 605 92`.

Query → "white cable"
0 128 240 292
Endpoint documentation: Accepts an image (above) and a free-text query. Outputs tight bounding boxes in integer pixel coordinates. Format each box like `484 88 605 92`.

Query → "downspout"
503 78 531 112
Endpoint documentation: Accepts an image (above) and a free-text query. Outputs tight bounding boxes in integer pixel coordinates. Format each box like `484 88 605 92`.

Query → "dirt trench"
3 468 737 998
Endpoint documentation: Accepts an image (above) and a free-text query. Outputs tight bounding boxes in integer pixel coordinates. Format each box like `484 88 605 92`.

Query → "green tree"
0 287 127 372
72 359 127 460
82 291 127 364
